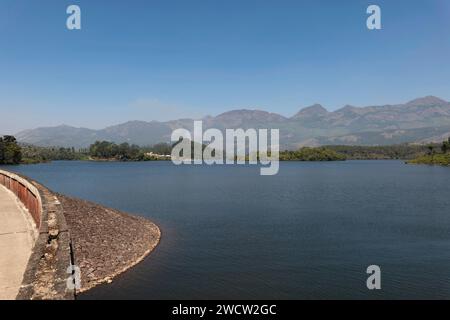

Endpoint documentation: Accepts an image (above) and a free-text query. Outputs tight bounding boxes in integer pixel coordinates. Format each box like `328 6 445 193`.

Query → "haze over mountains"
15 96 450 149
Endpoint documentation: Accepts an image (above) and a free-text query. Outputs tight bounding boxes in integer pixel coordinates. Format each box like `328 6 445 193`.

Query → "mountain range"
14 96 450 149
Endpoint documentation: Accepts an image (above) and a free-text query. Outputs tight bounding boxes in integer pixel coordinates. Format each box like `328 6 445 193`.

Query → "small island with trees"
408 138 450 166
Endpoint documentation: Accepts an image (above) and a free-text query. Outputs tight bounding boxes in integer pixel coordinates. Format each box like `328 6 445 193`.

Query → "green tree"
0 137 5 163
441 141 449 154
150 143 171 155
0 136 22 164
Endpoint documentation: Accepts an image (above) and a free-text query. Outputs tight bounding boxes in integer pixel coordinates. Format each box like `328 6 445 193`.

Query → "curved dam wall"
0 169 75 300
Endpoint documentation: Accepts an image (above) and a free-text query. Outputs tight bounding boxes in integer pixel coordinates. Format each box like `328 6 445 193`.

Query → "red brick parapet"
0 170 75 300
0 170 41 227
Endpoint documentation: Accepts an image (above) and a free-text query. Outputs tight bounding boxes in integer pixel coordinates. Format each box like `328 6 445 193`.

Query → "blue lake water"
3 160 450 299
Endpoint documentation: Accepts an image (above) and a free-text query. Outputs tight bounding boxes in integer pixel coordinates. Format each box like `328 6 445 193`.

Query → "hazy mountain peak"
292 104 328 119
335 105 359 113
217 109 271 115
406 96 448 107
215 109 286 121
302 104 328 114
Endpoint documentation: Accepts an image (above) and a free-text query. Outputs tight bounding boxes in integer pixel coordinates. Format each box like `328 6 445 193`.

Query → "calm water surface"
3 160 450 299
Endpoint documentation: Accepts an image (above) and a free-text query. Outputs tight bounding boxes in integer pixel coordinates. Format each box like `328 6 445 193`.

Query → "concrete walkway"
0 185 36 300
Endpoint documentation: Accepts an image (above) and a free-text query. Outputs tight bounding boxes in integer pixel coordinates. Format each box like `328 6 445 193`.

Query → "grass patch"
408 153 450 166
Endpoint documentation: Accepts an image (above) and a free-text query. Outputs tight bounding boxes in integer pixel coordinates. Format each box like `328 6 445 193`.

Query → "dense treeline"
89 141 172 161
23 141 173 163
89 141 142 160
279 144 440 161
21 145 87 163
324 144 431 160
0 136 22 164
280 147 346 161
1 137 174 164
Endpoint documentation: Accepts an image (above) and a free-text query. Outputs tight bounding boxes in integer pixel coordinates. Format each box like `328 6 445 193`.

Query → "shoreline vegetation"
1 135 449 165
407 138 450 166
279 147 345 161
17 140 172 164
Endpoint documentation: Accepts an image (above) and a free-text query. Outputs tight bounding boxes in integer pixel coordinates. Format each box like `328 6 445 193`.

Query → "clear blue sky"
1 0 450 133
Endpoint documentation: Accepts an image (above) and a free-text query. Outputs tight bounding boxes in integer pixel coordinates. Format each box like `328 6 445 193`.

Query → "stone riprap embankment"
57 195 161 293
0 169 160 299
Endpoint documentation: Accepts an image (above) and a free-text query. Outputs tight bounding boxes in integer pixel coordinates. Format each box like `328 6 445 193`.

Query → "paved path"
0 185 35 300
